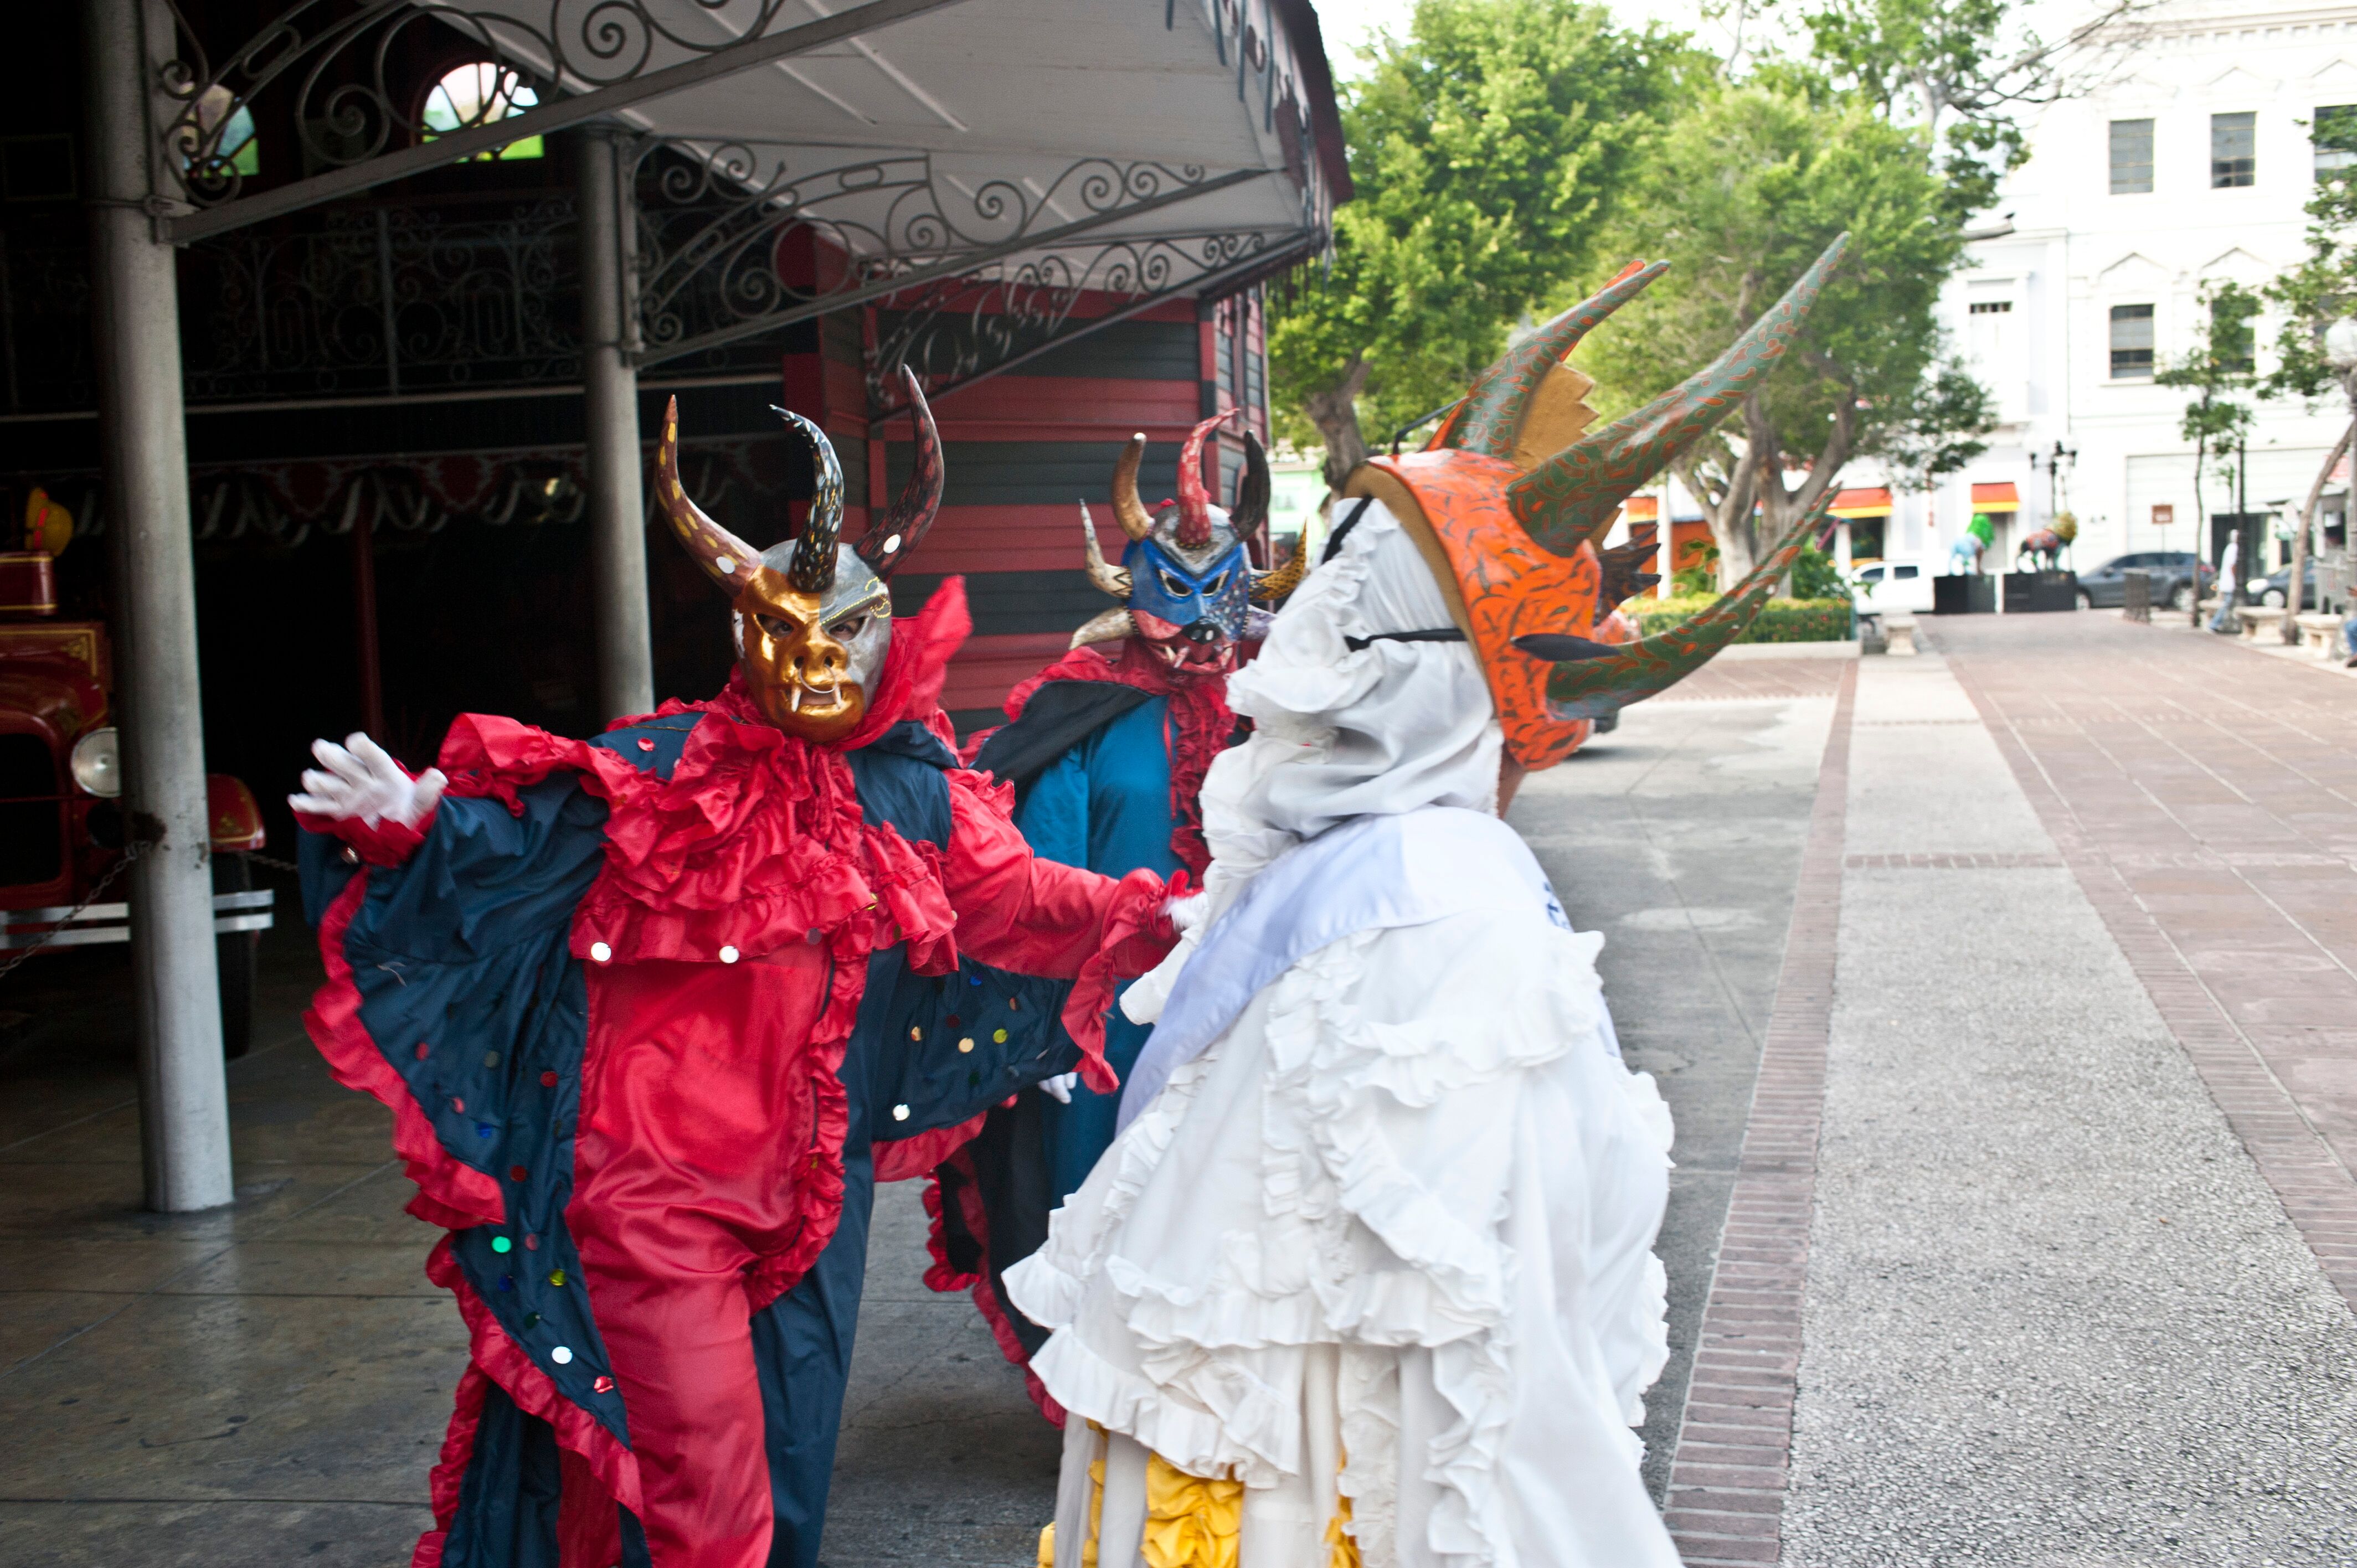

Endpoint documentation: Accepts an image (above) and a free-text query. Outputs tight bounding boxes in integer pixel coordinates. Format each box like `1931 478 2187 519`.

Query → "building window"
1969 301 2013 314
2111 303 2155 378
2110 118 2154 193
2211 111 2256 188
2317 105 2357 179
421 63 544 161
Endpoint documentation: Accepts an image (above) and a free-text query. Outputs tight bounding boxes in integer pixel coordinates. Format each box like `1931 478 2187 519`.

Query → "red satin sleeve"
941 769 1136 977
294 807 430 868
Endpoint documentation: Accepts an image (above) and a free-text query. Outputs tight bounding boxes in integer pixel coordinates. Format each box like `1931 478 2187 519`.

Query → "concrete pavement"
12 615 2357 1565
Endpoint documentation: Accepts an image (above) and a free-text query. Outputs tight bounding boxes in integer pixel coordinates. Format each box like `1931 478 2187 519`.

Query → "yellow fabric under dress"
1040 1422 1358 1568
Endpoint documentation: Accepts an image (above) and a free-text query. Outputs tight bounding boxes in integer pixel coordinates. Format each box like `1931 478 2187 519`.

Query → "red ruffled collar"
982 638 1231 876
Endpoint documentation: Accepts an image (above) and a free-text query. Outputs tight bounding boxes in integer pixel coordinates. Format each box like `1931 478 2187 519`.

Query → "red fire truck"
1 512 272 1056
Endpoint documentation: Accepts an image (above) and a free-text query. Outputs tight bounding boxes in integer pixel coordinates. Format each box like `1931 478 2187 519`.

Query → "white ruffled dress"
1004 500 1681 1567
1004 813 1679 1568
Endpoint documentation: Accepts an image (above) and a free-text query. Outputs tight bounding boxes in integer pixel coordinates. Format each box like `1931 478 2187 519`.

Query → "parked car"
1849 558 1937 613
1 543 271 1055
2076 551 2214 610
2250 561 2318 610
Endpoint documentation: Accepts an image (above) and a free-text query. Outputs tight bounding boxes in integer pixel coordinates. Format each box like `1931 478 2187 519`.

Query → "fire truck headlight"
70 727 121 798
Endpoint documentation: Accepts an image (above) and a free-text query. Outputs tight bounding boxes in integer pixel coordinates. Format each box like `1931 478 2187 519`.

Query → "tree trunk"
2284 415 2353 644
2188 428 2208 627
1673 452 1759 587
1746 382 1854 595
1305 354 1372 492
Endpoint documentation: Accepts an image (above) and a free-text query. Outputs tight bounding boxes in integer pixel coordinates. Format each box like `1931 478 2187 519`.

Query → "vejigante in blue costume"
924 412 1303 1414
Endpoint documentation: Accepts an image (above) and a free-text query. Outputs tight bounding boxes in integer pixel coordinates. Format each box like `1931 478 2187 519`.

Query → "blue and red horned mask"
1071 413 1296 678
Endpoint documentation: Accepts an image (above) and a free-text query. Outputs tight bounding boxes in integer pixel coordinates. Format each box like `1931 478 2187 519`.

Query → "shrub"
1627 595 1853 643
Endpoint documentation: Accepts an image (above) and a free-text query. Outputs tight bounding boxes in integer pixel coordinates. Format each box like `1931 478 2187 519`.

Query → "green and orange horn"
1541 489 1836 721
1434 259 1669 457
1505 234 1849 558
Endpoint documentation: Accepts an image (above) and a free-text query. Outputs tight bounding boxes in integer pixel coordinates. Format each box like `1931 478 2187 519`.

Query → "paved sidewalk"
1669 612 2357 1566
18 613 2357 1566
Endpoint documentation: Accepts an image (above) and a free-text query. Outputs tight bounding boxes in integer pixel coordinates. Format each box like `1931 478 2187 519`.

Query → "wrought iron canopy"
155 0 1341 259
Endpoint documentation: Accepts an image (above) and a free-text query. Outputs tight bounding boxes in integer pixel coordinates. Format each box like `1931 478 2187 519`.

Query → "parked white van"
1850 558 1937 613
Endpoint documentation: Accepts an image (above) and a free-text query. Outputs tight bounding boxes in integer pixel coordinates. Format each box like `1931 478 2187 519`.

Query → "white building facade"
1841 0 2357 581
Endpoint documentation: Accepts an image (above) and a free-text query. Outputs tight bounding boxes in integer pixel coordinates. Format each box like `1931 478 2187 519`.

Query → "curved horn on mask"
1173 410 1241 549
1231 430 1270 535
1110 433 1155 542
1079 501 1134 599
1069 606 1137 650
1250 546 1310 605
1540 491 1833 719
657 395 764 592
1504 234 1849 559
856 367 943 577
774 405 844 594
1439 260 1668 458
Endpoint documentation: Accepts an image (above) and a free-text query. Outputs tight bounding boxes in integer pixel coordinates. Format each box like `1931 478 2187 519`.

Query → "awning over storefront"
1622 496 1660 521
1970 482 2021 513
1828 487 1892 518
162 1 1347 379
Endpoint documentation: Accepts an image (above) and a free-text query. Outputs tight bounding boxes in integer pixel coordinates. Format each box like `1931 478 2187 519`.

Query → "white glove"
1038 1072 1079 1104
289 733 446 829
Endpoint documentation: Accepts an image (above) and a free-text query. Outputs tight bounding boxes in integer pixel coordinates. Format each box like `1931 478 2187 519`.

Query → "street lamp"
2028 440 2080 554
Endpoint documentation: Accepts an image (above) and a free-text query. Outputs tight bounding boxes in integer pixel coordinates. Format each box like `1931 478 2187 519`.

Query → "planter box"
2001 570 2079 612
1933 574 1996 614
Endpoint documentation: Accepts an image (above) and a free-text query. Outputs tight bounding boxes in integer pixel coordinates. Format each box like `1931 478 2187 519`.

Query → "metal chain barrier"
0 840 148 984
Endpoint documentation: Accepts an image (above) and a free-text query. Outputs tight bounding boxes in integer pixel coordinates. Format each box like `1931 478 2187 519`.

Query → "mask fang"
1079 501 1135 599
774 405 844 594
656 396 765 592
1504 234 1848 558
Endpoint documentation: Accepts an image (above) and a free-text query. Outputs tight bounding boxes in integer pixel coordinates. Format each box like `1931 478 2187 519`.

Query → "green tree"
2157 279 2261 617
1268 0 1696 487
2265 105 2357 637
1578 82 1991 584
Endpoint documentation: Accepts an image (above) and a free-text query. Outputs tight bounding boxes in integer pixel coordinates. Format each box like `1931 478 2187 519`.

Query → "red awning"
1829 487 1892 518
1622 496 1660 522
1969 482 2021 513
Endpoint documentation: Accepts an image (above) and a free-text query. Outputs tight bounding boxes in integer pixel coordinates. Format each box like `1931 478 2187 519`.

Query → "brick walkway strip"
1664 662 1855 1567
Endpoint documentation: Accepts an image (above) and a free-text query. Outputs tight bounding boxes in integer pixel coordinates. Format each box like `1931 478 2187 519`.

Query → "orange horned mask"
1331 235 1849 770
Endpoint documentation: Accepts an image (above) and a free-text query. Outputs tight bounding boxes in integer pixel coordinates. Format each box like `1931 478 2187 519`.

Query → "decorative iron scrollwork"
154 0 809 209
183 198 580 401
630 142 1253 372
866 229 1277 408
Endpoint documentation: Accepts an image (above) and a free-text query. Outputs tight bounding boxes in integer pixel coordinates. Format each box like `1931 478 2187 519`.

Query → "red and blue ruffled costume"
298 583 1171 1568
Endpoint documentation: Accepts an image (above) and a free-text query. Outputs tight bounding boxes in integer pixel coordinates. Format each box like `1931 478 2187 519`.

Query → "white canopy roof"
471 0 1345 293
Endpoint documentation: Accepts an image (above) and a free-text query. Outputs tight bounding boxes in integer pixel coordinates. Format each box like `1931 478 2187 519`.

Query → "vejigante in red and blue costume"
924 415 1305 1414
291 378 1175 1568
